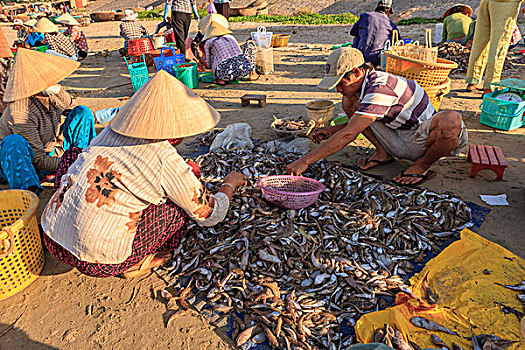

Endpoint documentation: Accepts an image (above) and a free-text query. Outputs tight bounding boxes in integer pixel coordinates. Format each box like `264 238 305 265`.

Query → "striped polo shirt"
355 70 436 130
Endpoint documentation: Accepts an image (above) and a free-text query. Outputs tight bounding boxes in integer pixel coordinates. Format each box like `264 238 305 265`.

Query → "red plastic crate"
128 38 154 56
165 32 175 44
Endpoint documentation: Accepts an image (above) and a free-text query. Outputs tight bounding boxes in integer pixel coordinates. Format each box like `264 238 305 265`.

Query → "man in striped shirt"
287 47 468 186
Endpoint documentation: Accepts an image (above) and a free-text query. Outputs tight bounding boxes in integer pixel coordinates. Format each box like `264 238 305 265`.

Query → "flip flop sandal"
357 156 394 170
393 170 436 187
212 79 226 86
119 252 172 279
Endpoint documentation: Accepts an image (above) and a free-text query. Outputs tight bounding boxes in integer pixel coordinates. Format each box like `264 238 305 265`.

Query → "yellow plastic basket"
0 190 44 301
425 77 451 111
385 51 457 87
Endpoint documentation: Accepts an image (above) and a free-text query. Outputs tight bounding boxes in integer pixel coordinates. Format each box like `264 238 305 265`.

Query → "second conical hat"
3 49 80 102
34 17 59 33
56 13 80 26
198 14 228 34
203 22 232 41
0 27 12 58
109 70 220 139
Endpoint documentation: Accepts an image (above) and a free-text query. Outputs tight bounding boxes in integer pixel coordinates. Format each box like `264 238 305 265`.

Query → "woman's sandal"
119 251 172 279
212 79 226 85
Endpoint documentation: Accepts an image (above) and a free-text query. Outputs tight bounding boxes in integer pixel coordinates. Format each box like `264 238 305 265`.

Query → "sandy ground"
0 20 524 349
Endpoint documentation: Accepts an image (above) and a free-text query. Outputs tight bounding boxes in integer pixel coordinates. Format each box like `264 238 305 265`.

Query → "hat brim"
317 74 344 90
57 19 80 26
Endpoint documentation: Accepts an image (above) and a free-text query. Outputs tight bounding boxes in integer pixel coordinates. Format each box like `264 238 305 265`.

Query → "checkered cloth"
120 21 149 41
165 0 195 14
45 147 190 277
65 26 89 52
510 25 522 47
45 32 78 57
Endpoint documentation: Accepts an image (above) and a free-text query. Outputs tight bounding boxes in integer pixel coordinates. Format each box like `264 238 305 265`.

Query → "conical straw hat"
198 14 228 34
3 49 80 102
110 71 220 139
56 13 80 26
0 27 12 58
203 22 232 41
443 4 473 18
34 17 59 33
23 19 38 28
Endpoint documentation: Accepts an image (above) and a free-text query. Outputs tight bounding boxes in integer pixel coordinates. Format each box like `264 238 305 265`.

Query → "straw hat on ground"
0 27 12 58
34 17 59 33
443 4 473 19
198 14 228 35
23 19 38 28
56 13 80 26
109 70 220 139
3 48 80 102
203 22 232 41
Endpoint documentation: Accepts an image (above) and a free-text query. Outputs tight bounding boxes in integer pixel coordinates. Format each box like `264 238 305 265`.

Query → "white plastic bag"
251 26 273 48
209 123 254 151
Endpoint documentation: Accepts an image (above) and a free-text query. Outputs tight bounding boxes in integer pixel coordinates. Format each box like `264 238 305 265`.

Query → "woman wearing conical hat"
23 19 45 48
190 13 228 70
56 13 89 60
119 10 149 55
12 19 28 47
0 27 13 113
41 70 245 278
203 22 258 85
0 49 96 192
35 17 79 60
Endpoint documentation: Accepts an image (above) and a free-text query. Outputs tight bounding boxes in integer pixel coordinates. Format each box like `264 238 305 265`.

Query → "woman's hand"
224 171 246 188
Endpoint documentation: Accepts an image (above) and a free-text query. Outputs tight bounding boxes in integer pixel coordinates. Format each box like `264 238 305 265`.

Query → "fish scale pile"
159 147 473 350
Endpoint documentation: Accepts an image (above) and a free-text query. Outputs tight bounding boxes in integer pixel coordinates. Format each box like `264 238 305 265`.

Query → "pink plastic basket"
257 175 325 209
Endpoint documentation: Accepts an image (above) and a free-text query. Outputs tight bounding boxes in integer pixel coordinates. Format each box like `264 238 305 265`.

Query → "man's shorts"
368 116 468 162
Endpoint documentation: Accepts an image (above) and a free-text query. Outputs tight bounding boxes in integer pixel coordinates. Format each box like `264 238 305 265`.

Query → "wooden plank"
469 145 480 164
493 146 508 167
476 145 490 165
485 146 498 166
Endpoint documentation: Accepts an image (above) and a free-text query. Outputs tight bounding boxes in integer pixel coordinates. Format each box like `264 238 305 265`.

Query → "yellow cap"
317 47 364 90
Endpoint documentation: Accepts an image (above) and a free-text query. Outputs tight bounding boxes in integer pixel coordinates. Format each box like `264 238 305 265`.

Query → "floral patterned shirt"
42 127 230 264
64 26 89 52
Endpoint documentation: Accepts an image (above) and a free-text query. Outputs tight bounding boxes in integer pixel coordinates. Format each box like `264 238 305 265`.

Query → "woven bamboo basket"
90 11 115 22
384 51 457 87
424 77 451 111
271 34 290 48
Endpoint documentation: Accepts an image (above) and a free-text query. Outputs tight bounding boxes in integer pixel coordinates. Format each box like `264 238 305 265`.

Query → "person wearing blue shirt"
350 0 399 67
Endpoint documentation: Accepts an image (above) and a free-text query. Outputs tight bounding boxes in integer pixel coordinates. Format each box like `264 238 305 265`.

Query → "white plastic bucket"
434 23 443 44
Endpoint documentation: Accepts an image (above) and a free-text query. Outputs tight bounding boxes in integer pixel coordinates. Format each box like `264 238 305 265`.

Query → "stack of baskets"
384 52 457 111
128 38 156 66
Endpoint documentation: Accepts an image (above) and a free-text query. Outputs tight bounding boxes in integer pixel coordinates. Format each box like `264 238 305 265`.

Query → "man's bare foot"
392 164 434 185
466 84 483 92
356 153 393 170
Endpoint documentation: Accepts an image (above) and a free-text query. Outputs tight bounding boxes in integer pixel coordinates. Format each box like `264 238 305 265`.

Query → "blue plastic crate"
154 47 184 76
124 54 149 93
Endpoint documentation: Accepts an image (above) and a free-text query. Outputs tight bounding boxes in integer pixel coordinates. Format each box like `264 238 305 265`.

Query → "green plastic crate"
124 54 149 93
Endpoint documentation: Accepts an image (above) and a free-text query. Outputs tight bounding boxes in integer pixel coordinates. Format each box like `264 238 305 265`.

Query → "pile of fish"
373 319 518 350
438 42 524 74
438 42 471 73
158 147 473 350
272 117 316 132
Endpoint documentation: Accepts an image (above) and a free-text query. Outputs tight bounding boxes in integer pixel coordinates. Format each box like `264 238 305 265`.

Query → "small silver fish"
410 317 458 336
496 281 525 292
431 334 450 350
